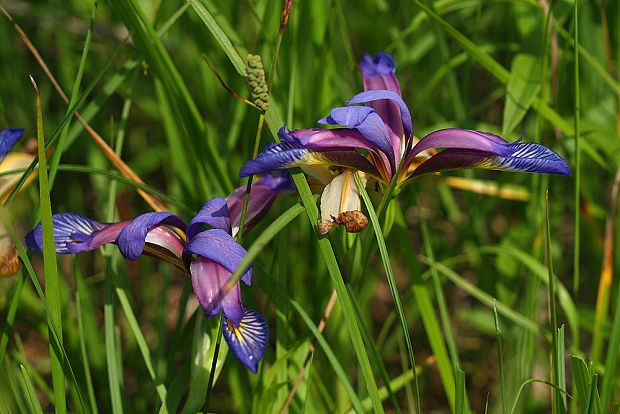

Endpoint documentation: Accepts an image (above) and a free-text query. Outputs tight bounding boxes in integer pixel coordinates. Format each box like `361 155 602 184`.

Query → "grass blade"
31 77 65 414
19 365 44 414
355 172 421 413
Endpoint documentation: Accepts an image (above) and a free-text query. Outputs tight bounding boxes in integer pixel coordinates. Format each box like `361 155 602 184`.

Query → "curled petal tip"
359 52 396 76
223 308 268 373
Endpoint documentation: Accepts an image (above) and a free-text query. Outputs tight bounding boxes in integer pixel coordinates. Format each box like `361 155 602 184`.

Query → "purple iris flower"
25 196 273 373
240 52 570 233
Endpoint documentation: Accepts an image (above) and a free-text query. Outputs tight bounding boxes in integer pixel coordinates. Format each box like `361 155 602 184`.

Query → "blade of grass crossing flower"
347 285 401 413
31 77 66 414
19 365 44 414
393 204 456 409
48 0 97 187
600 286 620 409
354 172 420 413
226 202 306 288
494 303 506 414
0 268 24 366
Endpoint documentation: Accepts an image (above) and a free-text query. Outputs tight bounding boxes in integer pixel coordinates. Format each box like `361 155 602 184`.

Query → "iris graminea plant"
25 52 569 376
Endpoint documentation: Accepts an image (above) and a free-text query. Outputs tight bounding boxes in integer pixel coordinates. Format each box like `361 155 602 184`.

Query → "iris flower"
240 52 570 234
25 194 277 373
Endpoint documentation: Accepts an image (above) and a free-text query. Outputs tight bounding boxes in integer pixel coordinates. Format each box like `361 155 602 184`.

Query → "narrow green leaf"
75 286 99 414
393 204 456 408
115 281 168 409
494 303 506 414
19 365 44 414
502 54 542 135
261 273 365 413
188 0 246 76
455 368 465 414
569 354 590 409
355 172 420 413
32 78 65 414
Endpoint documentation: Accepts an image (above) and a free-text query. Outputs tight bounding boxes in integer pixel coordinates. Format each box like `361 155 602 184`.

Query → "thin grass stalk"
545 191 562 414
393 204 456 409
31 77 66 414
237 113 265 244
75 287 99 414
355 172 421 413
494 302 506 414
19 365 44 414
573 0 581 296
202 316 223 412
48 0 98 187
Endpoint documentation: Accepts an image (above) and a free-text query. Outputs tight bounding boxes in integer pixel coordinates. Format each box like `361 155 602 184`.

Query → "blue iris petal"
223 308 268 374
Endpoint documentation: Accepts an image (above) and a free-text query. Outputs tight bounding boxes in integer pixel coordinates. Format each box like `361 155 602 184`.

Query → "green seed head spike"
245 54 269 112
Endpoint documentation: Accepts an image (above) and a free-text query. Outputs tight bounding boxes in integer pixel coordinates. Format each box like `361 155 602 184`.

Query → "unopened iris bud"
245 54 269 112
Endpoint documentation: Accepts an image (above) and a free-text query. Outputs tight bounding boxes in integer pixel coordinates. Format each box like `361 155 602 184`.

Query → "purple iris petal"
403 128 516 168
24 213 112 254
223 308 268 374
187 197 231 240
191 256 244 325
319 106 396 173
347 90 413 145
116 212 187 260
409 143 571 178
239 139 381 178
183 228 252 285
0 128 24 163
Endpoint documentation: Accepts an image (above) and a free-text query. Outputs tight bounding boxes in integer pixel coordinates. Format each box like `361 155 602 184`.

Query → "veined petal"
183 228 252 285
116 212 187 260
187 197 231 240
347 90 413 157
191 256 244 325
409 143 571 178
319 107 395 173
223 308 268 374
24 213 117 254
240 140 380 178
0 128 24 163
